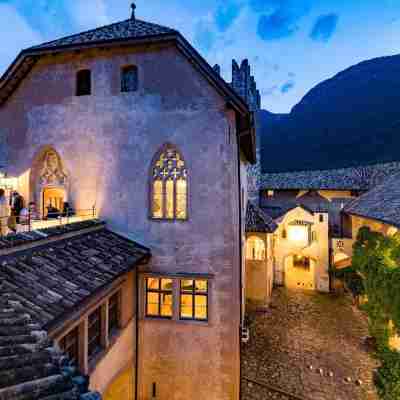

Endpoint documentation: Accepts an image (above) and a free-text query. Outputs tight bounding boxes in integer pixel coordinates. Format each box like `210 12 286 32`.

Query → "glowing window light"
246 236 266 260
288 225 308 243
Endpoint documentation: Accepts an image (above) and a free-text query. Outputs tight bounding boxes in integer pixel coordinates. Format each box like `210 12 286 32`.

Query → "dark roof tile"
246 202 278 233
345 172 400 228
29 18 176 51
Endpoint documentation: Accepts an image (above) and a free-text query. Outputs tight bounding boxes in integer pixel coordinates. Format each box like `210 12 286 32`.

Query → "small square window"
76 69 91 96
88 307 102 359
108 291 121 334
180 280 208 321
59 326 79 366
121 65 138 92
146 278 173 318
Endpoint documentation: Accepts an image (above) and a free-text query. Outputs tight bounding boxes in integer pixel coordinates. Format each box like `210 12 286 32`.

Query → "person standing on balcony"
10 191 23 224
0 189 8 236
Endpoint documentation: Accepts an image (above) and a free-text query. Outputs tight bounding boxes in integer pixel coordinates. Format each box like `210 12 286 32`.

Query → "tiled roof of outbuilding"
0 220 150 399
0 287 99 400
29 18 177 51
0 224 150 329
345 172 400 228
246 202 278 233
260 161 400 191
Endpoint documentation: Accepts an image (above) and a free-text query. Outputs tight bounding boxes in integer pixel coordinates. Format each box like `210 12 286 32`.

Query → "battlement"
231 59 261 112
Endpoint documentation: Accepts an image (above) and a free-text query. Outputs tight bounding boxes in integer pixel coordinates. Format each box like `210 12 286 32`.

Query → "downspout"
135 270 139 400
236 122 243 400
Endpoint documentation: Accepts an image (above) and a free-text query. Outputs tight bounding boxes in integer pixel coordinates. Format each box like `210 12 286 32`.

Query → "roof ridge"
27 17 176 51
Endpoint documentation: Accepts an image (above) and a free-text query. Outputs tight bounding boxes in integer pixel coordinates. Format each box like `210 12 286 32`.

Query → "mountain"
260 55 400 173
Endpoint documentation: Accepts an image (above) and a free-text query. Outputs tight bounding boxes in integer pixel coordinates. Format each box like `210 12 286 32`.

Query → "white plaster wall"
274 207 330 292
90 319 135 395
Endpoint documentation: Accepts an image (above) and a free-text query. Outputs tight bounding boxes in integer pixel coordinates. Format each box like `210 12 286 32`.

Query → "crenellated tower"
230 59 262 202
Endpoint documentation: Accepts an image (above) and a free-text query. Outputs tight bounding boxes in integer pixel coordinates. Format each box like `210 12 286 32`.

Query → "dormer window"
121 65 138 92
76 69 91 96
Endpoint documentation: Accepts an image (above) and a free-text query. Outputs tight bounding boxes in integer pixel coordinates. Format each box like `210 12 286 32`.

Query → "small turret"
231 59 261 112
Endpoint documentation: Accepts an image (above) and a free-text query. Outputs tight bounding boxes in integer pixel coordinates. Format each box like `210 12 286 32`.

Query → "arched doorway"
31 147 68 218
103 365 134 400
284 255 316 290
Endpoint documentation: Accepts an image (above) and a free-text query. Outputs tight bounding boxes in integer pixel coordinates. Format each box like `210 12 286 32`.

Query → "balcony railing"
0 207 97 237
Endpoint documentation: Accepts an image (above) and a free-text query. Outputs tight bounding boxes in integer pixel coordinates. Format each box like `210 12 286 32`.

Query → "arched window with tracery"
151 145 188 220
246 236 266 261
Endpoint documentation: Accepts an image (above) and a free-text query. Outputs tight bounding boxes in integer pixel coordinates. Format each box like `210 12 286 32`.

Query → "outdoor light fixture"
288 225 308 243
0 171 17 190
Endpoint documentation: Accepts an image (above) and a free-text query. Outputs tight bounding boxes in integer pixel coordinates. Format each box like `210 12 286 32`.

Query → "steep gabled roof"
246 202 278 233
29 18 176 51
345 172 400 228
0 13 255 163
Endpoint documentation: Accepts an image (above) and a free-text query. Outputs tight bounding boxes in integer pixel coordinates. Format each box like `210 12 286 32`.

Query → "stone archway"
284 254 316 290
30 147 69 218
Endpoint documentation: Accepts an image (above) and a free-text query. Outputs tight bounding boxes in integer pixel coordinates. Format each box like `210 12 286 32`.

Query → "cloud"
256 0 311 41
215 2 243 32
263 85 279 96
281 81 295 93
0 4 43 75
249 0 280 14
194 20 217 53
310 13 339 42
66 0 110 30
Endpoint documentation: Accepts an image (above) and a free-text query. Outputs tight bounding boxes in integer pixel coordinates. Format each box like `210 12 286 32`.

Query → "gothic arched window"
151 145 188 220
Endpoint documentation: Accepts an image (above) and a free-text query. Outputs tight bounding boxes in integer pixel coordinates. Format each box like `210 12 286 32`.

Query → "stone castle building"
2 4 400 400
0 5 255 400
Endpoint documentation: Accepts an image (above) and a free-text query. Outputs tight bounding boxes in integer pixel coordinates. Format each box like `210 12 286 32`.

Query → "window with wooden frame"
88 307 102 359
146 277 173 318
108 291 121 335
180 279 208 321
59 326 79 365
121 65 138 92
76 69 91 96
151 145 188 220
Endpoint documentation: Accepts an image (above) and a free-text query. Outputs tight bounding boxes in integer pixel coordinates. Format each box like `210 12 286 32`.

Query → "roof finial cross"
131 3 136 20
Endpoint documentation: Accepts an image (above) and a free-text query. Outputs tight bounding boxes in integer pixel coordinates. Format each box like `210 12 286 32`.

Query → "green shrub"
351 227 400 400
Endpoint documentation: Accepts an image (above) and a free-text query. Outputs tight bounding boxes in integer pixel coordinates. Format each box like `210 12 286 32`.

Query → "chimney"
131 2 136 20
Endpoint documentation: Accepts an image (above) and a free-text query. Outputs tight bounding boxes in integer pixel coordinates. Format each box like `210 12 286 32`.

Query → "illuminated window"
121 65 138 92
59 327 79 365
108 291 121 334
88 307 102 359
151 145 188 220
76 69 91 96
293 255 310 270
146 278 173 318
180 280 208 321
288 225 309 244
246 236 266 260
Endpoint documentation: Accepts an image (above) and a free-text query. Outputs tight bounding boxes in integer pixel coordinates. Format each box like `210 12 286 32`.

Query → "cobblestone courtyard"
241 288 379 400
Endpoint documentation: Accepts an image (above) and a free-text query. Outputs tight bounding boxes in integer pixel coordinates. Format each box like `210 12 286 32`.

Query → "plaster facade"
0 43 244 399
274 207 330 293
245 232 274 309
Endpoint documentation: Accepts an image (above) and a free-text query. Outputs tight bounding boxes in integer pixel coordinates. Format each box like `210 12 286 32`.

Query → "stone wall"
0 43 242 400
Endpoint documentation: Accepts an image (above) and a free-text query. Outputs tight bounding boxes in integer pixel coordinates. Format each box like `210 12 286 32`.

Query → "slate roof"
246 202 278 233
260 161 400 191
345 172 400 228
0 220 150 399
29 18 177 51
0 287 98 400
